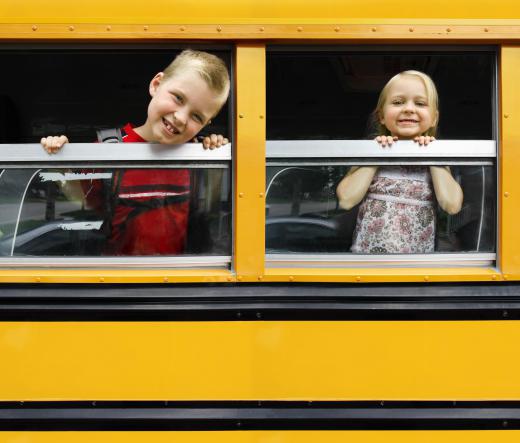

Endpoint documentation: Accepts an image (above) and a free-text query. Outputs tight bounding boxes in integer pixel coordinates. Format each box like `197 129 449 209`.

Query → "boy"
41 50 230 255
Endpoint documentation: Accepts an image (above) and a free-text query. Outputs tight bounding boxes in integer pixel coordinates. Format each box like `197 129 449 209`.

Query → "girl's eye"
172 93 183 103
192 114 203 124
391 99 403 105
416 101 427 107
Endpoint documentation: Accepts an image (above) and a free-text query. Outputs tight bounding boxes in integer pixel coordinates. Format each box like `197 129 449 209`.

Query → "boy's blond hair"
163 50 230 111
372 70 439 137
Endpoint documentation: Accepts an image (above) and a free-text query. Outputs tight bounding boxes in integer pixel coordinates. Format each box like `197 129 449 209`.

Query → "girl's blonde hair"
371 70 439 137
163 49 230 110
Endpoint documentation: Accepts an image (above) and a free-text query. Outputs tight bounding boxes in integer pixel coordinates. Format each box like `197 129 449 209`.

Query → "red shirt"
86 123 190 255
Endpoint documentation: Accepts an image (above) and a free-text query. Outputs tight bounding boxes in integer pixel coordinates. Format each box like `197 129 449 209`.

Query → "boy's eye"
172 93 183 103
416 101 427 106
192 114 204 124
391 99 404 105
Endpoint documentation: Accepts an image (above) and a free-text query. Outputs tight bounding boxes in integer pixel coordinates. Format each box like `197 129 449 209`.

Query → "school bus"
0 0 519 441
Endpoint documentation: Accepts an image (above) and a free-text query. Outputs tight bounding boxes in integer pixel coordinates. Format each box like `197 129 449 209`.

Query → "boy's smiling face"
141 69 223 144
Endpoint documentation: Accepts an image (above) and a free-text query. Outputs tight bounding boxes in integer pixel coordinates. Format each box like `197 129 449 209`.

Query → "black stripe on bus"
0 401 520 430
0 283 520 321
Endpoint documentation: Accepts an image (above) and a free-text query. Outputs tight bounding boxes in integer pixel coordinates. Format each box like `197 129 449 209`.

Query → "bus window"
265 48 496 265
265 162 495 255
0 45 232 266
0 166 230 258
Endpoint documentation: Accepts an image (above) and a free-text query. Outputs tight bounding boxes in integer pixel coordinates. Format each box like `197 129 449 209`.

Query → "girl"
336 70 463 254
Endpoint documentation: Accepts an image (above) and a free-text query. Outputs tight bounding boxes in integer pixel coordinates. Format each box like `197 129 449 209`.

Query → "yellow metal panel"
1 321 520 401
0 269 235 284
3 23 520 40
2 0 520 23
234 44 266 280
500 47 520 280
0 431 520 443
264 267 500 283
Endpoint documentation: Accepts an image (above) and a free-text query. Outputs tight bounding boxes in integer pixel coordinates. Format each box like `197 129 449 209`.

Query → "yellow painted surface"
0 431 519 443
1 321 520 401
234 45 266 278
500 47 520 280
2 0 520 23
264 267 500 283
3 23 520 40
0 269 235 284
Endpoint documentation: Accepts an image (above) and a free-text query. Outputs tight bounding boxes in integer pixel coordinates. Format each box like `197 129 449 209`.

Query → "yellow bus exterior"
0 0 519 440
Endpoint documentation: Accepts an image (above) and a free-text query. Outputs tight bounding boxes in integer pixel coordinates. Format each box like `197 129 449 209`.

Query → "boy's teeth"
163 118 178 134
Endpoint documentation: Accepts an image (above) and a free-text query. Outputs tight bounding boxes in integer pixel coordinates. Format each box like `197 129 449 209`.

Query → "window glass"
0 167 231 257
265 164 495 254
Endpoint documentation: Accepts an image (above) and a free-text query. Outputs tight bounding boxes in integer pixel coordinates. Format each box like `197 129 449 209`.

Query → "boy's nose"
173 110 187 126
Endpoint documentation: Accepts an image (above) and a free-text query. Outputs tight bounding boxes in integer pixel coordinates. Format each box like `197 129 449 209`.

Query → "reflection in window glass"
0 168 230 257
265 165 495 254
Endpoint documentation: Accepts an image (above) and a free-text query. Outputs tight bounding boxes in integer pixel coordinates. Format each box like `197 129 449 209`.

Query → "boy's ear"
149 72 164 96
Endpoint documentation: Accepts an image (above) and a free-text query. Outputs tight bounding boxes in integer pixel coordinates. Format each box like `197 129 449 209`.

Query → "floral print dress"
351 166 435 254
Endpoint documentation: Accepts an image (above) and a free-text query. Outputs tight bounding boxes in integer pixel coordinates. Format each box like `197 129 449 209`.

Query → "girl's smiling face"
379 75 438 139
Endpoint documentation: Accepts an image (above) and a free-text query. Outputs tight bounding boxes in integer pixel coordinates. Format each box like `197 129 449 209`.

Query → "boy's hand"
414 135 436 146
375 135 397 147
41 135 69 154
193 134 229 150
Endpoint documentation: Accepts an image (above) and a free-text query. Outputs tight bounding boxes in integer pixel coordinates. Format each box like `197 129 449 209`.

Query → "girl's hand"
375 135 398 147
414 135 436 146
193 134 229 150
41 135 68 154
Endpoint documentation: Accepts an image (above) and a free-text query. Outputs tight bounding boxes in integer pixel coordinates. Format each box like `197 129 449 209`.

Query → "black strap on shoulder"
96 128 123 143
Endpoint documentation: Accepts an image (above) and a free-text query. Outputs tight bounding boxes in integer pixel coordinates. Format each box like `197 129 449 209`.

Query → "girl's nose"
403 100 415 112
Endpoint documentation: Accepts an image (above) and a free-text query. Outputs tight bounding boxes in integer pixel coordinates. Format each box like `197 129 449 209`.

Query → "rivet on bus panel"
259 193 264 198
217 26 222 32
356 276 361 282
99 277 105 282
180 26 186 31
32 25 38 31
484 28 489 32
289 276 294 282
35 277 41 283
504 274 509 280
492 274 497 280
424 276 429 282
163 277 169 283
239 114 244 118
106 26 111 31
258 275 263 281
504 114 509 118
409 27 414 32
446 28 452 32
259 115 264 119
69 26 75 31
504 192 510 197
227 276 233 282
334 27 340 32
239 192 244 198
297 27 303 32
143 26 149 31
371 27 377 32
237 276 243 281
259 27 265 32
